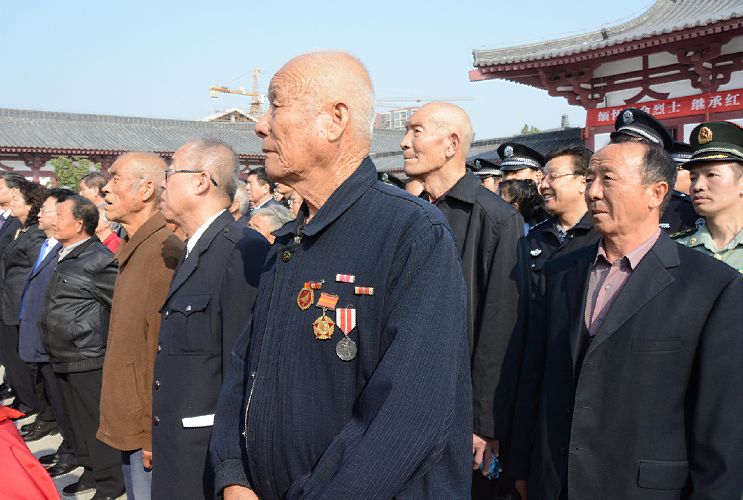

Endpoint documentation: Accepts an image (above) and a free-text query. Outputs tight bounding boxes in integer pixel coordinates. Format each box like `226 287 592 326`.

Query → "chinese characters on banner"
587 90 743 127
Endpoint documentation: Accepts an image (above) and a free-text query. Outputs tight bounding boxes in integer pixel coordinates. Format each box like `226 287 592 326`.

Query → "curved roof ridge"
473 0 743 67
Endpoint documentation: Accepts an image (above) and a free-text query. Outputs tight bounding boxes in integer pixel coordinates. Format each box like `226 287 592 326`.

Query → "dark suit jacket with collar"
0 214 22 318
18 241 62 362
434 170 530 441
0 223 46 326
509 232 743 499
151 210 269 500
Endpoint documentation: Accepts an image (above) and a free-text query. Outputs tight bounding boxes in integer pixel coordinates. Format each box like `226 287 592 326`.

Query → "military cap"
497 143 545 172
377 171 405 190
473 158 502 178
610 108 673 151
669 141 692 166
685 121 743 168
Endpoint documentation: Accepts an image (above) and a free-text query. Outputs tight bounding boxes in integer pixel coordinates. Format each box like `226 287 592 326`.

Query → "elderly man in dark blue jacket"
38 195 124 500
211 51 472 500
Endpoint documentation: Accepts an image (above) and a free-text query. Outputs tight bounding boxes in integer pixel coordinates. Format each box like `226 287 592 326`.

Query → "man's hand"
515 479 528 499
142 450 153 470
223 485 260 500
472 433 500 472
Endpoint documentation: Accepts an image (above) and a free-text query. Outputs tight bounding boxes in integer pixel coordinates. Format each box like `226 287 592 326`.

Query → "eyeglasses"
543 172 582 183
41 210 57 215
164 169 218 187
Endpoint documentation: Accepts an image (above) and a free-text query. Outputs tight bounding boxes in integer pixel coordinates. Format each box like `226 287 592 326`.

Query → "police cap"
610 108 673 151
497 143 545 172
473 158 502 178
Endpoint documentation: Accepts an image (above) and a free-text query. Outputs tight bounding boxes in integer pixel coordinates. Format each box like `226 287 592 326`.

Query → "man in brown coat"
97 152 184 500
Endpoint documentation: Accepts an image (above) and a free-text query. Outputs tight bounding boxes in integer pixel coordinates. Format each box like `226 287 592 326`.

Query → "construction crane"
375 96 474 108
209 69 266 121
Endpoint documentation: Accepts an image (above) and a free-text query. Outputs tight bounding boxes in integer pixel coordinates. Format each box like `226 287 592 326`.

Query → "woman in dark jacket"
0 179 46 411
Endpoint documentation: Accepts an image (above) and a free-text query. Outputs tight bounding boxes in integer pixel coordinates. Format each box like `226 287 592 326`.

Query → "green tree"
520 124 541 135
49 156 101 191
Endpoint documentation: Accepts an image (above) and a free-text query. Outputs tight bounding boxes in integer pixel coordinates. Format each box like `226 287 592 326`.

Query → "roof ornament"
504 145 514 158
622 110 634 125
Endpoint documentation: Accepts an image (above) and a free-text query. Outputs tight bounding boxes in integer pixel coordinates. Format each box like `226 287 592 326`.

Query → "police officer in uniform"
497 143 545 185
473 158 503 193
525 145 601 293
611 108 698 233
673 121 743 273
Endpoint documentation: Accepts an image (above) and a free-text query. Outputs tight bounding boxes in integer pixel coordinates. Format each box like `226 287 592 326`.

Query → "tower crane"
209 69 266 121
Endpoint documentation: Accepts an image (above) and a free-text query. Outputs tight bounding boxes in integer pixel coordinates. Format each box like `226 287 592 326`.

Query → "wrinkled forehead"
269 60 316 103
590 142 643 171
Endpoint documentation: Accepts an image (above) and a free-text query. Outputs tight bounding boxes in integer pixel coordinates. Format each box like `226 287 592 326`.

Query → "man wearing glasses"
526 146 601 293
151 138 270 500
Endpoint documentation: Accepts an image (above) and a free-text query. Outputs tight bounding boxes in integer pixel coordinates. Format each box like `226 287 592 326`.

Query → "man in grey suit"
509 140 743 499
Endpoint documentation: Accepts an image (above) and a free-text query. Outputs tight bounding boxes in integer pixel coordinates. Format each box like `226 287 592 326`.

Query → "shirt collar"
273 157 378 240
58 237 91 260
692 223 743 253
253 197 273 211
186 209 226 257
429 170 479 206
595 229 661 269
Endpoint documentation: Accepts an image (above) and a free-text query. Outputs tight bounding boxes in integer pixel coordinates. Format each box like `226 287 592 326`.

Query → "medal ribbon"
336 308 356 335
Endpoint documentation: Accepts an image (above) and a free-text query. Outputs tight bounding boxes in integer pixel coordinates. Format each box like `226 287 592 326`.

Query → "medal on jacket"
297 281 324 311
335 308 357 361
313 293 338 340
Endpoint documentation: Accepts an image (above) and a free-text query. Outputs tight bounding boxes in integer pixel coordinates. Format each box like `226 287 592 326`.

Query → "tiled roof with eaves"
0 108 408 157
473 0 743 67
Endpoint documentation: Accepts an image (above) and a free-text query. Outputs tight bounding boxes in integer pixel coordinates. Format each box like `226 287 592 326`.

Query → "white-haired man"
211 51 472 500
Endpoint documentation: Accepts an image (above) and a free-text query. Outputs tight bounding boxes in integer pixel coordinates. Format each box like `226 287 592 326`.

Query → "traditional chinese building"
199 107 257 123
0 107 412 182
469 0 743 150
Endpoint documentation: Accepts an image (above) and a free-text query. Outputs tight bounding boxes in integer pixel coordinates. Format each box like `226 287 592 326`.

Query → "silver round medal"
336 337 357 361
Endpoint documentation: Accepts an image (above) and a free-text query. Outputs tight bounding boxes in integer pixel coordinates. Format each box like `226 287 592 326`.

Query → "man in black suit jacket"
400 102 529 499
510 140 743 499
152 138 270 500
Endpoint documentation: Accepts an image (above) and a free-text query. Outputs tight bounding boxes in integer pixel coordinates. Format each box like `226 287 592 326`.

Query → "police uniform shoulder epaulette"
673 190 691 201
670 227 698 240
530 218 551 230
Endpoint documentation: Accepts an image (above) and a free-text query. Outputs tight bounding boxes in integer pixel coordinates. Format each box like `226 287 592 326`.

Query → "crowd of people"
0 50 742 500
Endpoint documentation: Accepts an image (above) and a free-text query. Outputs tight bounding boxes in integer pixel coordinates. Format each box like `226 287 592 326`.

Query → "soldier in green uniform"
672 121 743 273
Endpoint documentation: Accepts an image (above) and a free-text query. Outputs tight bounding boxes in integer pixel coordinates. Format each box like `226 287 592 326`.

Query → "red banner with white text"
587 90 743 127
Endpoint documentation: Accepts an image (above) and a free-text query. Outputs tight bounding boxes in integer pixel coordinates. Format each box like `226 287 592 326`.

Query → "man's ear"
648 181 669 210
327 102 350 142
193 173 211 196
229 198 240 214
140 180 155 203
445 132 460 159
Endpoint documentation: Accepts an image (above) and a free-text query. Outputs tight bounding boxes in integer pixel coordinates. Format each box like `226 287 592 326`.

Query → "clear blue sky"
1 0 654 140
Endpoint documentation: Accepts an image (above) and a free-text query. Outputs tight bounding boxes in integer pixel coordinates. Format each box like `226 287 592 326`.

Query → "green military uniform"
673 224 743 273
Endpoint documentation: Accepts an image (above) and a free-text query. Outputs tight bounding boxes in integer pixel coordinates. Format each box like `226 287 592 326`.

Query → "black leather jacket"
38 236 117 373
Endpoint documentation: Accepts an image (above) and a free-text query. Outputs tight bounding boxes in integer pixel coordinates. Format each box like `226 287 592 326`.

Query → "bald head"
276 51 375 143
103 151 168 233
115 151 167 198
401 102 473 186
418 102 473 157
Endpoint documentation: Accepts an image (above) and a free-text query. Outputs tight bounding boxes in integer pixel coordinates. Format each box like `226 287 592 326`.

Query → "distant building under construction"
375 107 420 130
